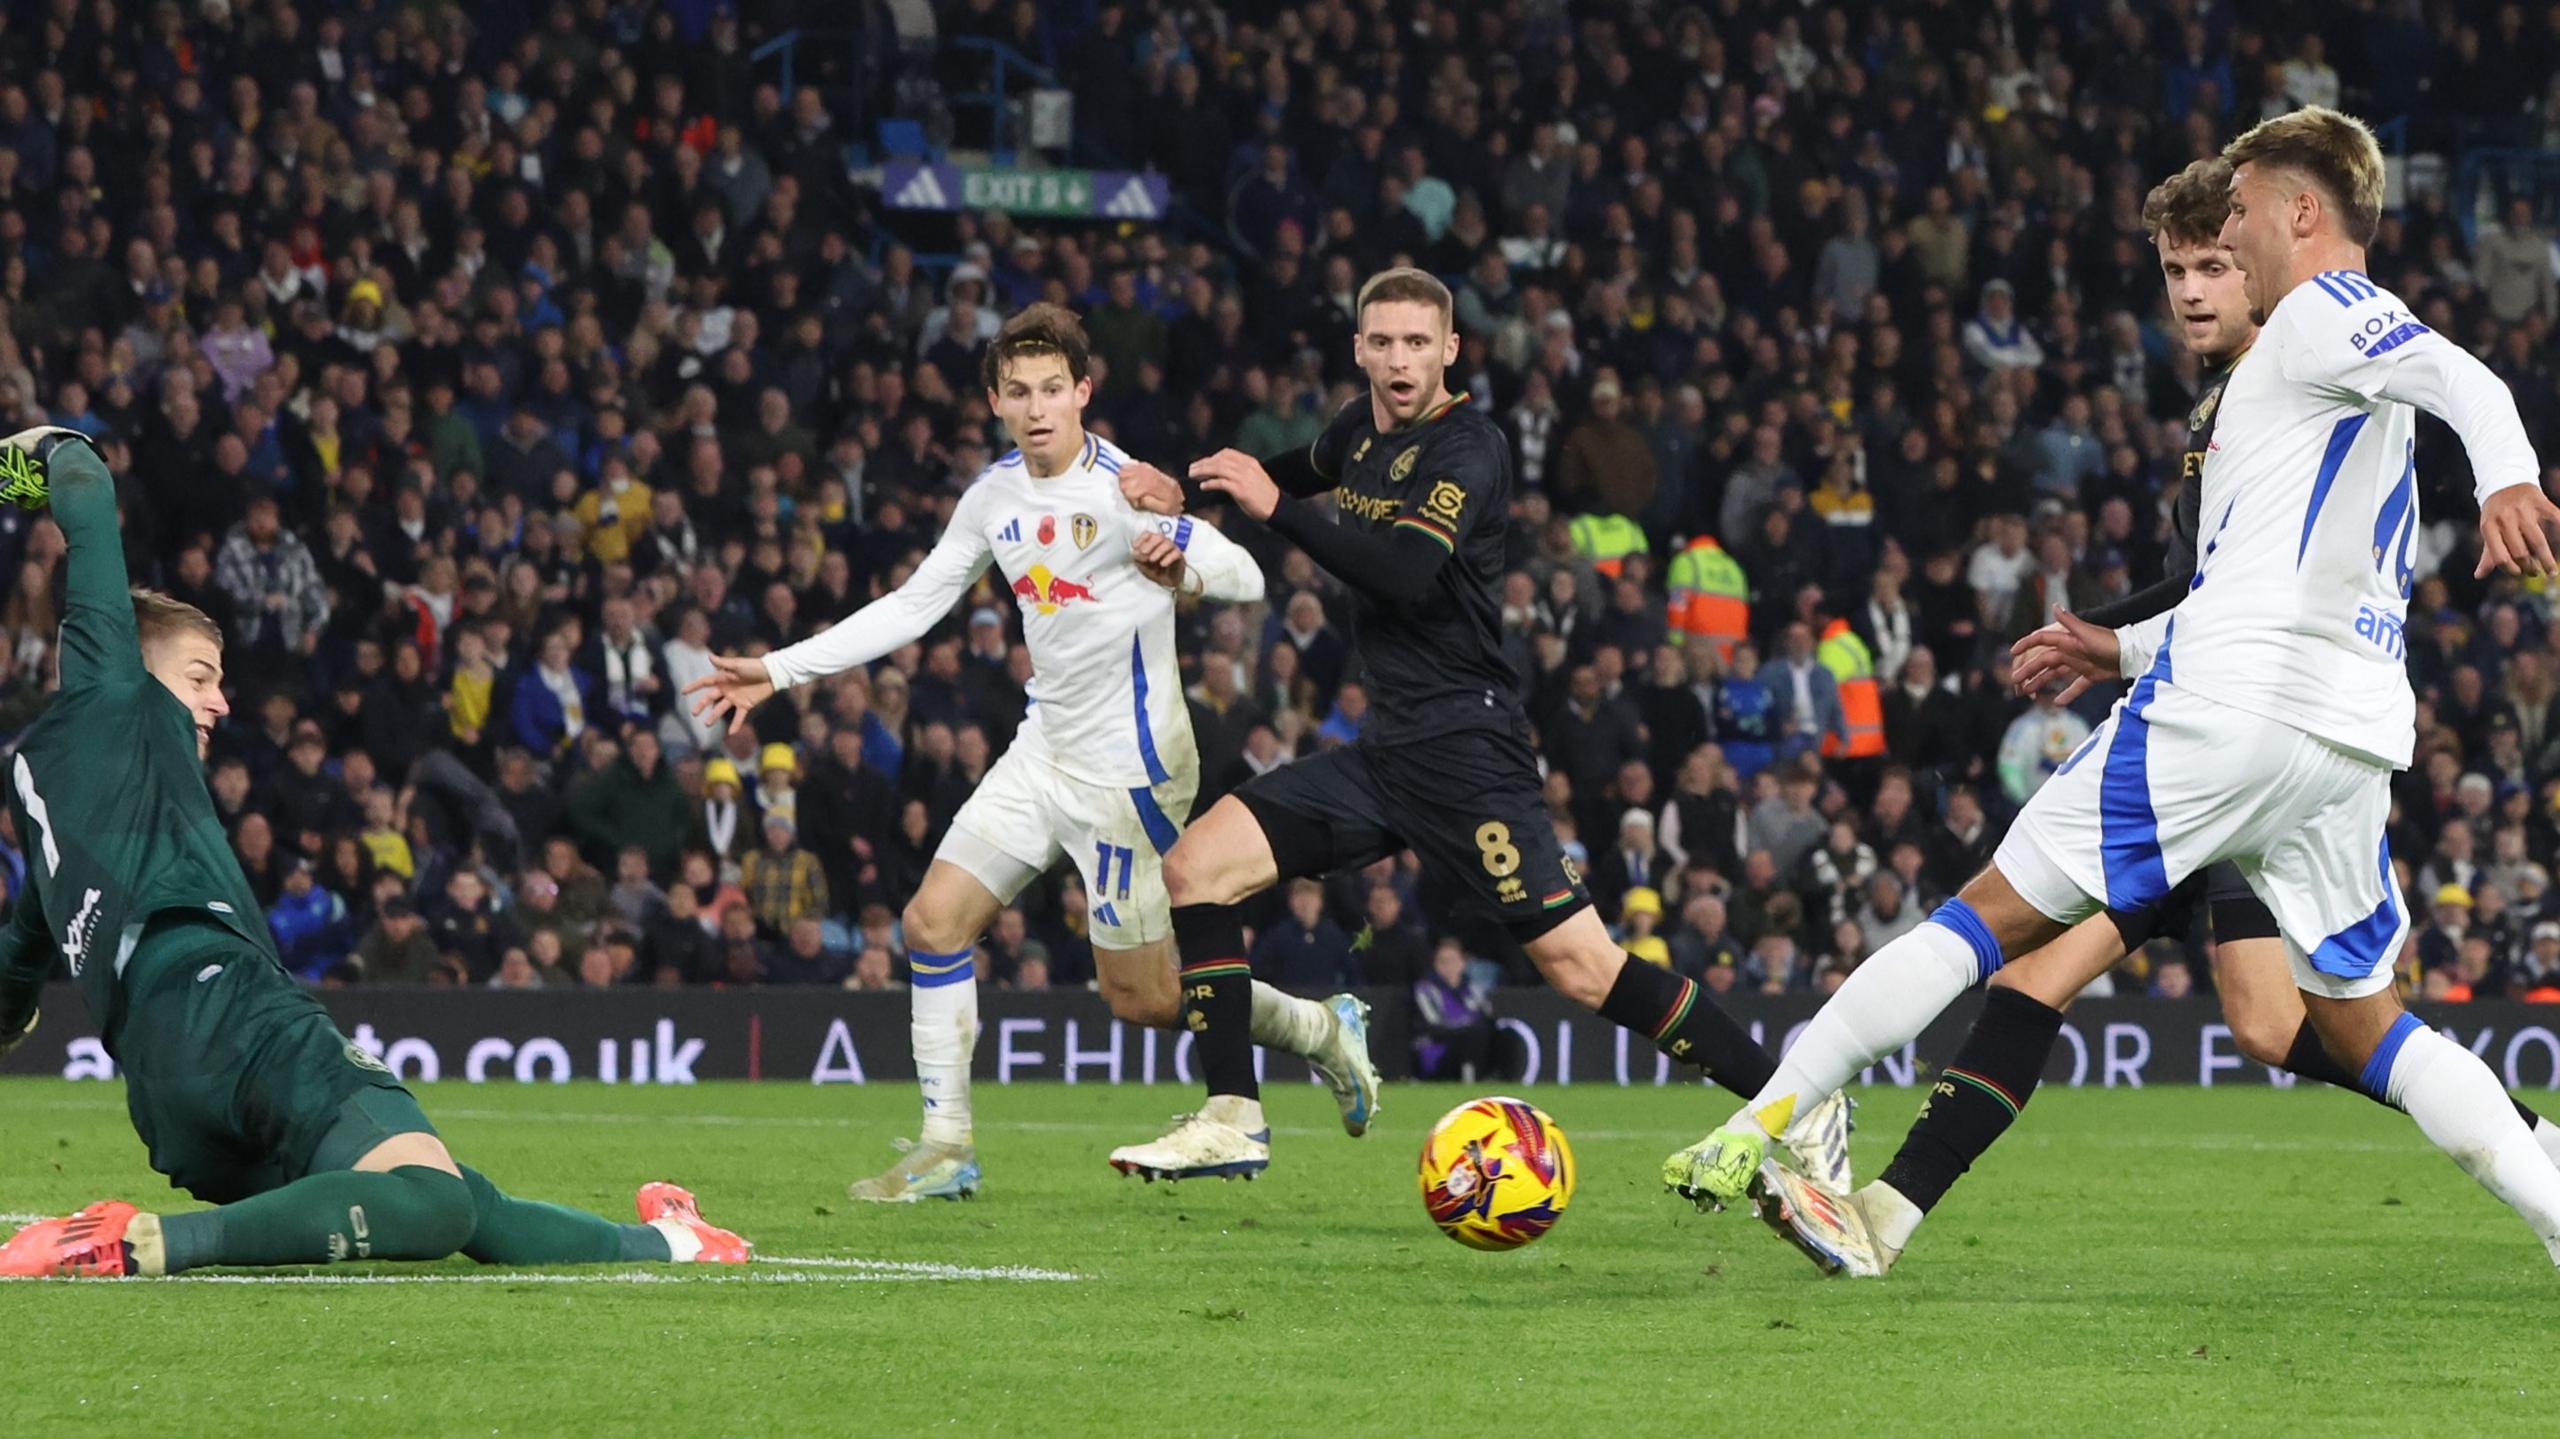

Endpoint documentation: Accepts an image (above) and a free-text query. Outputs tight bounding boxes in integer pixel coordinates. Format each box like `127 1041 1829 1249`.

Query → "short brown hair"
981 302 1092 390
2222 105 2384 247
2140 158 2234 248
1354 267 1454 329
132 588 223 652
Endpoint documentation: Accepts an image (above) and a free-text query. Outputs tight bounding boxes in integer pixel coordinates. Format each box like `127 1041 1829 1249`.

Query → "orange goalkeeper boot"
634 1183 750 1264
0 1201 143 1277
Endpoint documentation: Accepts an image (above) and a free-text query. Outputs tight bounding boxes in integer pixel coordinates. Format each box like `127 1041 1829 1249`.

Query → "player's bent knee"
1097 970 1179 1028
1524 916 1619 1008
901 902 971 959
2228 1016 2294 1067
386 1165 478 1261
1163 839 1253 909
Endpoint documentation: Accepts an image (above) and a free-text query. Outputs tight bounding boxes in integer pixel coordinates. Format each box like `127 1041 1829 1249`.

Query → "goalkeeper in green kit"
0 428 748 1277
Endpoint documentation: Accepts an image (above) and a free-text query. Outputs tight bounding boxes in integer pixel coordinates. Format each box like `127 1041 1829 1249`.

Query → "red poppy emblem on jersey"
1038 515 1056 545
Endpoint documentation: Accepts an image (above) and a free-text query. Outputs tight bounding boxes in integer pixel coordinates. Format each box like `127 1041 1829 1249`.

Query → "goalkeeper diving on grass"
0 428 747 1277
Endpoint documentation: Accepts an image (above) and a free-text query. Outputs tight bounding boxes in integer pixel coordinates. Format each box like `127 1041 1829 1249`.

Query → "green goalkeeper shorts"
113 918 436 1203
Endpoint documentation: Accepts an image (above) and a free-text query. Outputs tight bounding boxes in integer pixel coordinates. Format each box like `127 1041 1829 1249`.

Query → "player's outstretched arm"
2372 341 2554 576
2281 296 2555 576
0 429 142 690
1192 449 1464 608
684 493 993 734
1120 448 1337 517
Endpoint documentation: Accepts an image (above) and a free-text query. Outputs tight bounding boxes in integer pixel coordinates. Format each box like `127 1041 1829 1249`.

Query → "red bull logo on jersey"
1010 564 1099 616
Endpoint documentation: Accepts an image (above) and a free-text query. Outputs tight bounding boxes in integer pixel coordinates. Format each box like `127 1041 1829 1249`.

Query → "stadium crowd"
2 0 2560 1023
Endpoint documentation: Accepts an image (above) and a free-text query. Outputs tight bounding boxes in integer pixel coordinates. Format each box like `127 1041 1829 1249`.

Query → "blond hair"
2222 105 2385 247
132 588 223 651
2140 158 2234 248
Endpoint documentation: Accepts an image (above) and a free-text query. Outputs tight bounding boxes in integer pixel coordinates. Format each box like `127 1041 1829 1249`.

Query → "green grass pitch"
0 1076 2549 1436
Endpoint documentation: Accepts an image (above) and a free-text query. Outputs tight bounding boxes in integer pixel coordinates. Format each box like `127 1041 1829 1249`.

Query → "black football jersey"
1306 393 1518 742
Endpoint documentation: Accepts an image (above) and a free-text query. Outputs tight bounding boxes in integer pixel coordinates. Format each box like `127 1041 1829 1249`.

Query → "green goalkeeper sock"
155 1165 475 1274
457 1165 671 1264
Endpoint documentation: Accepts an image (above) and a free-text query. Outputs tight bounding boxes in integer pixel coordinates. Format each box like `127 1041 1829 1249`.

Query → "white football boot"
1107 1096 1271 1182
1776 1089 1857 1194
848 1139 983 1202
1753 1161 1894 1278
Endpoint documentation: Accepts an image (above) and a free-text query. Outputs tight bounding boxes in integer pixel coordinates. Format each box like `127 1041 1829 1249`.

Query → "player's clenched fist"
1132 528 1190 593
2476 483 2560 579
684 654 777 736
1191 449 1281 521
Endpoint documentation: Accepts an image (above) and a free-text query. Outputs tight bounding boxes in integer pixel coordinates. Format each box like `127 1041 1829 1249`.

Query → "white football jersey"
765 432 1264 787
2122 270 2541 769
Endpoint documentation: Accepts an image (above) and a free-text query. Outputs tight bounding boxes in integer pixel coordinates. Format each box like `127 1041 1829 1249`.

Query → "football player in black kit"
1107 268 1852 1184
1755 159 2560 1276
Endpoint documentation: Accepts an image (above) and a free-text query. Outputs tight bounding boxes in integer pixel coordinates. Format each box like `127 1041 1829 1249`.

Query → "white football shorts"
1994 673 2406 999
935 731 1198 951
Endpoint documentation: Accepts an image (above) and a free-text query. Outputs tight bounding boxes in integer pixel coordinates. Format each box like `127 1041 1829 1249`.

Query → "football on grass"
1418 1096 1575 1250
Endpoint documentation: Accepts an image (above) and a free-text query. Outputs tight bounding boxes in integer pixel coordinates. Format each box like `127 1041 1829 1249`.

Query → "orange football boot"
0 1201 141 1277
634 1183 750 1264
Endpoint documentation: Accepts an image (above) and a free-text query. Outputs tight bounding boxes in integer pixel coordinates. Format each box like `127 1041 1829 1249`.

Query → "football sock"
2364 1014 2560 1254
1595 956 1776 1099
456 1166 672 1265
1858 1181 1926 1256
2284 1017 2553 1146
909 945 979 1147
2281 1017 2382 1103
1735 901 1991 1136
1174 903 1257 1101
155 1165 476 1274
1250 981 1336 1059
1876 985 2065 1216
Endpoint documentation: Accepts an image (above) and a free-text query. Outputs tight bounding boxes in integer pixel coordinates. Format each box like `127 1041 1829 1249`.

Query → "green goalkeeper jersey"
0 440 278 1047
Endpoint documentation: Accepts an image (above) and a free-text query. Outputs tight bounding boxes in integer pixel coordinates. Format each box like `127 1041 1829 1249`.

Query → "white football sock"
1202 1093 1266 1134
1249 982 1335 1058
1735 909 1989 1138
650 1216 705 1263
2531 1112 2560 1170
2377 1020 2560 1256
910 947 979 1147
1859 1181 1925 1255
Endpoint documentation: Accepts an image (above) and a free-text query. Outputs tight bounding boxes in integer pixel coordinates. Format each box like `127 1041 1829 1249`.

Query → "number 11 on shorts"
1093 841 1135 900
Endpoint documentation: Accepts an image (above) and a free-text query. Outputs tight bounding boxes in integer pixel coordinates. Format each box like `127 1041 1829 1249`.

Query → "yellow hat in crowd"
759 743 798 777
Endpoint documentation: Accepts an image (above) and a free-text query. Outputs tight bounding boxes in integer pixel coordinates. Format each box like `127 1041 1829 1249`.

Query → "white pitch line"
0 1253 1081 1285
756 1254 1082 1281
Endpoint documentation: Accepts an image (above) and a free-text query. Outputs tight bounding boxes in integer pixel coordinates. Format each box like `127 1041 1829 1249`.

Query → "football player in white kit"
1662 107 2560 1272
686 304 1380 1202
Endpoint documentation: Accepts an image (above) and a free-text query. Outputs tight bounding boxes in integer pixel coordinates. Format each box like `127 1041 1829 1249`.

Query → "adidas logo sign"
893 167 950 210
1102 177 1158 220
